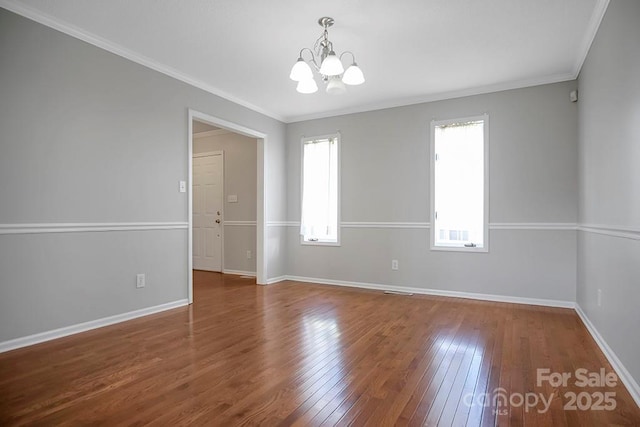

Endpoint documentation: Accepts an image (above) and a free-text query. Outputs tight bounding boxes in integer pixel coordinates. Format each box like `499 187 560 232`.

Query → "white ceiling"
3 0 608 123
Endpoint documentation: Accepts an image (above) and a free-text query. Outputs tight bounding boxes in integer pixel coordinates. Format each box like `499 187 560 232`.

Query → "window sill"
430 245 488 253
301 239 341 247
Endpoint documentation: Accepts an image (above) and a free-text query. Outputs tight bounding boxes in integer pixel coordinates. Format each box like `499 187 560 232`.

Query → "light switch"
179 181 186 193
227 195 238 203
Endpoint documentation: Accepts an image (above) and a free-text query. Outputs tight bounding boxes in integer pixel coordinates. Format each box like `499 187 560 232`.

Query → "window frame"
300 132 341 246
430 114 489 253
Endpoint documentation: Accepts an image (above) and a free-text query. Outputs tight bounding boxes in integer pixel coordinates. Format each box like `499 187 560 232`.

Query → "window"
300 133 340 245
431 115 488 252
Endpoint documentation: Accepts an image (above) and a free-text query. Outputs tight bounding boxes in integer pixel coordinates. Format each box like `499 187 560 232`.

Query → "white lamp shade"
342 63 365 85
326 76 346 95
319 51 344 76
296 78 318 94
290 58 313 81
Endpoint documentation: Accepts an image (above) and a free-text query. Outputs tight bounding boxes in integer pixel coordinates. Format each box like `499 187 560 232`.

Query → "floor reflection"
299 313 344 398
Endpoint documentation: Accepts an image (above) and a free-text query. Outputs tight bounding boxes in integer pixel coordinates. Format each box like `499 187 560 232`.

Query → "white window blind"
300 134 339 244
432 116 488 251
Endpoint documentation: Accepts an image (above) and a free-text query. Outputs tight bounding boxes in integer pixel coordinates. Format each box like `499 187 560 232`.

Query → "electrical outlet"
136 273 146 288
597 289 602 307
391 260 399 270
246 250 252 259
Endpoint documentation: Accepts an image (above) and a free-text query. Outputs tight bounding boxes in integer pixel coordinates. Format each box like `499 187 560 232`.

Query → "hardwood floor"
1 272 638 426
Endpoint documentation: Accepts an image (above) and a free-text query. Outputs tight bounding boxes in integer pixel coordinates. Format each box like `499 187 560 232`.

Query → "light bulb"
319 51 344 76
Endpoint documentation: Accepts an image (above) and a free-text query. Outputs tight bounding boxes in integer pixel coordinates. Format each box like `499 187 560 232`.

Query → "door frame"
192 150 224 273
188 109 267 304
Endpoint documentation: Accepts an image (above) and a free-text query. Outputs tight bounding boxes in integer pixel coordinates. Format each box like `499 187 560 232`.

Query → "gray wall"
286 82 578 302
577 0 640 386
194 131 257 273
0 9 286 342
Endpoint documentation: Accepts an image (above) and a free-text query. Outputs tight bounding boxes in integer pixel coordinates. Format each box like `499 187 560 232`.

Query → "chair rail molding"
0 222 189 235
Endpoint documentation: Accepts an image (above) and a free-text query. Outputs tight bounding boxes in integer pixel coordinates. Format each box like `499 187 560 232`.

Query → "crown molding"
285 72 576 123
0 0 285 123
572 0 610 77
1 0 607 125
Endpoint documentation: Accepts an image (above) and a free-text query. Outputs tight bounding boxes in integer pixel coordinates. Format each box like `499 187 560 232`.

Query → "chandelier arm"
339 51 356 63
291 17 362 94
299 47 321 71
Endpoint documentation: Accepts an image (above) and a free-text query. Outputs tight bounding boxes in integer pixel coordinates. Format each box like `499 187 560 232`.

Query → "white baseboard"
266 275 287 285
222 269 256 277
283 275 575 309
0 299 189 354
575 304 640 408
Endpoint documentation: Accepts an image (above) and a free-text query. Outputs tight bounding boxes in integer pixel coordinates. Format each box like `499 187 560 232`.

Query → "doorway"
188 109 267 303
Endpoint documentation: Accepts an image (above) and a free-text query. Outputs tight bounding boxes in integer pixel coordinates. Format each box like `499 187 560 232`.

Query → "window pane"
301 136 339 243
433 120 485 248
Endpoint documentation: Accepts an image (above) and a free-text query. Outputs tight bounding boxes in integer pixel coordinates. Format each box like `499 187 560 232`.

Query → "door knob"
217 211 221 215
215 219 221 224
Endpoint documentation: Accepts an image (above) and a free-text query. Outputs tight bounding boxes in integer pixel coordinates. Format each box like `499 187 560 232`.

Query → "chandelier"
289 17 365 95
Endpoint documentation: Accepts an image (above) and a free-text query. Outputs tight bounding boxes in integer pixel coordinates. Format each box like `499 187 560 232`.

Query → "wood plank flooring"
1 271 639 426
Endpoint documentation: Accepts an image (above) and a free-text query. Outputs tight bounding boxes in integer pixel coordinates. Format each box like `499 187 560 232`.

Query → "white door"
193 153 223 271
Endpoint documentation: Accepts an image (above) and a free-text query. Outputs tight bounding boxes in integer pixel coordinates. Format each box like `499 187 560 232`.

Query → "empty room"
0 0 639 425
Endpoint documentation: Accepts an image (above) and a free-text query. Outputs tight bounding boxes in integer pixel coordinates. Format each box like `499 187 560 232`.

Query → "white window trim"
430 114 490 253
300 132 341 246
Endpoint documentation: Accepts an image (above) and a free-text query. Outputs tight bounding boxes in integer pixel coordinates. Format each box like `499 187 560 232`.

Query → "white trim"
265 221 581 231
0 299 189 354
224 220 257 227
575 304 640 408
0 222 188 235
572 0 610 77
300 132 341 246
266 275 287 284
188 115 194 303
286 72 576 123
0 221 580 235
284 276 575 309
0 0 606 125
188 109 267 292
430 114 490 253
267 221 300 227
578 224 640 241
341 222 430 229
193 129 231 139
489 222 578 230
0 0 285 123
222 269 256 277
